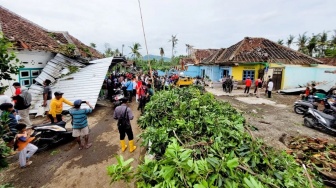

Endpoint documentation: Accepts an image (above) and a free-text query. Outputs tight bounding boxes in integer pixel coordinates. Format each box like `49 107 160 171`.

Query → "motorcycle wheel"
294 106 306 115
32 134 50 152
303 116 314 128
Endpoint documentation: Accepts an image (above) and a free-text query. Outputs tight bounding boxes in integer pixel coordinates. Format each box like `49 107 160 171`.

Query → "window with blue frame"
242 70 255 81
19 68 43 87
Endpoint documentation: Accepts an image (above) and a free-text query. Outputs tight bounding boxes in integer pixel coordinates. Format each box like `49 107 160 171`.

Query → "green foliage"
325 47 336 57
60 44 76 57
134 87 323 187
68 65 79 74
0 183 14 188
0 112 11 169
135 55 183 72
107 155 134 185
81 47 92 57
0 32 24 80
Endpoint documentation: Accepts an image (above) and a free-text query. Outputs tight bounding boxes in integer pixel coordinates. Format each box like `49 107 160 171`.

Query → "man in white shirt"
267 79 274 98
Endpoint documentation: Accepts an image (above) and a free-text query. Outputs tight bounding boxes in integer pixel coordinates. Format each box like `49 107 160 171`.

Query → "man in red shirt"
244 77 252 94
12 82 21 104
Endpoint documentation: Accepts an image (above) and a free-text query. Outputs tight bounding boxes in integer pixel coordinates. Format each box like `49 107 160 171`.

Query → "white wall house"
0 50 55 96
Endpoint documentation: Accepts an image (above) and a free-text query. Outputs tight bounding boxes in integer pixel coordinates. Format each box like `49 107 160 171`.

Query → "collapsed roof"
0 5 103 60
215 37 323 65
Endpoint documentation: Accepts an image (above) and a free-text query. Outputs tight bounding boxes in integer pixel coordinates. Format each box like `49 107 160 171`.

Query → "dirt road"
1 91 335 188
216 93 336 150
1 102 142 188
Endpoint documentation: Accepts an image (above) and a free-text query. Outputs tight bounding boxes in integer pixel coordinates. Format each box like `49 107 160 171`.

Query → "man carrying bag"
113 97 136 153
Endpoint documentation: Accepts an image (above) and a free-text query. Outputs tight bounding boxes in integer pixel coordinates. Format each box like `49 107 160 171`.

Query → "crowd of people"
0 80 95 168
221 75 274 98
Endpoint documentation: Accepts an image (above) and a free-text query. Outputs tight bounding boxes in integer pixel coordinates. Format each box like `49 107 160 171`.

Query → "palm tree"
104 43 113 57
296 32 309 54
115 48 120 56
317 31 328 57
307 34 319 57
90 43 96 48
185 44 194 57
159 47 165 64
277 39 284 45
168 35 178 59
129 43 142 59
286 35 295 48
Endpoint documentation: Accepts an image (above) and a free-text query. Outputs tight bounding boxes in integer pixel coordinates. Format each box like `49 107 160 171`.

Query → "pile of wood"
286 136 336 186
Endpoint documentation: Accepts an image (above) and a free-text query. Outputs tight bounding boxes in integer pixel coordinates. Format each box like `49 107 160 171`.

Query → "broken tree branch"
302 164 314 188
173 130 184 145
238 165 280 188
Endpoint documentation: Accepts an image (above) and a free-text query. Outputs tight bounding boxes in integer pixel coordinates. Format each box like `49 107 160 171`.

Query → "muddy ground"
1 91 336 188
216 91 336 150
1 101 143 188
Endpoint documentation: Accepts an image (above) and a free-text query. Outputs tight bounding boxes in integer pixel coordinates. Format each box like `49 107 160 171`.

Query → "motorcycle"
322 98 336 115
303 108 336 135
31 111 74 152
112 88 125 109
293 96 319 115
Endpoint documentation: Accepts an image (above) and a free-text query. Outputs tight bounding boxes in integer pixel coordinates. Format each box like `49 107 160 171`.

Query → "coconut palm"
296 32 309 54
316 31 329 57
115 48 120 56
159 47 165 64
90 43 96 48
307 34 319 57
286 35 295 48
277 39 284 45
185 44 194 57
129 43 142 59
169 35 178 59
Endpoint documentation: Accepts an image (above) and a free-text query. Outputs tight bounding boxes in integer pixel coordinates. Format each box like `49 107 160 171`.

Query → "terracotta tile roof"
68 34 103 59
317 58 336 66
0 6 102 59
192 49 217 64
0 6 59 51
216 37 323 65
200 48 226 65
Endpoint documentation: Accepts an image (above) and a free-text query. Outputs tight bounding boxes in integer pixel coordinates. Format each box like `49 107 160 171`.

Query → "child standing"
15 123 37 168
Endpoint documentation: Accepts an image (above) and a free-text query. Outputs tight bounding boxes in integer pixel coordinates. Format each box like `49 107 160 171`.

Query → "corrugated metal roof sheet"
29 57 112 114
34 53 85 85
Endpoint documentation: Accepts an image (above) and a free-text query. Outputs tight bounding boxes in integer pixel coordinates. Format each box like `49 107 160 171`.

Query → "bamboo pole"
137 0 154 93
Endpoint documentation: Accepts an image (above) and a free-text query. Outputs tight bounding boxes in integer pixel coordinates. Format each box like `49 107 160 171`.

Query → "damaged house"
0 6 111 113
180 37 336 90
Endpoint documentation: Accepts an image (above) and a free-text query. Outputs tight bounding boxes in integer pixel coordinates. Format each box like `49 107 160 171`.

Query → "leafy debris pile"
108 87 323 187
286 136 336 186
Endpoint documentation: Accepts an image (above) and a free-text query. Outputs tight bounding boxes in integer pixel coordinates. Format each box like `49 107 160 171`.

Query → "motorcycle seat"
315 110 335 120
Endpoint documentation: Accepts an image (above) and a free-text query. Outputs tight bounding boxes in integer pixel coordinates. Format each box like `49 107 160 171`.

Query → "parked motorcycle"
31 111 74 152
112 88 125 109
293 96 319 115
303 108 336 135
322 98 336 115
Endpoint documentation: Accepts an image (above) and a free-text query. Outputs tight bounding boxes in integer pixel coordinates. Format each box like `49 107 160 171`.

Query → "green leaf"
226 158 239 170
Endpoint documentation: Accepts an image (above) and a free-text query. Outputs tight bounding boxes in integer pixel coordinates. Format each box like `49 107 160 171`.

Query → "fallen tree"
108 87 323 187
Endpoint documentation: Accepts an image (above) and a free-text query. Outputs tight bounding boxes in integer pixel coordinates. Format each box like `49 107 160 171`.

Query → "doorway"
201 69 205 78
272 68 283 90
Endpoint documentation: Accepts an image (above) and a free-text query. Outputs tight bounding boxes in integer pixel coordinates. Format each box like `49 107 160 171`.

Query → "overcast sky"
1 0 335 57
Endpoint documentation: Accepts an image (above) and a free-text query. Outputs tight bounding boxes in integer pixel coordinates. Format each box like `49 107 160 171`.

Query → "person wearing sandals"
15 123 38 168
69 100 93 150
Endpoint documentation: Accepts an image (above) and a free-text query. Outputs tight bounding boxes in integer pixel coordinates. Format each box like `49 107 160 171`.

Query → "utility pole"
122 44 124 56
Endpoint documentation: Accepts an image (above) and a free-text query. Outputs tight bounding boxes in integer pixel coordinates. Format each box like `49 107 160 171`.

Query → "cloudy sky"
1 0 335 57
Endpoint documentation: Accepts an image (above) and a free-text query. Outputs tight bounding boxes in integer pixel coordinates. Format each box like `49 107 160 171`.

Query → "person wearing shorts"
69 99 93 150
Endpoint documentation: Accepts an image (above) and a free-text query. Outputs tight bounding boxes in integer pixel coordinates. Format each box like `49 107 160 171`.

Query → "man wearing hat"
113 97 136 153
48 91 73 123
69 99 93 150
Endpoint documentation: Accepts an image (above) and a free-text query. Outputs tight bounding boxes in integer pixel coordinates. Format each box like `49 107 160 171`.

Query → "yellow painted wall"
231 64 264 81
